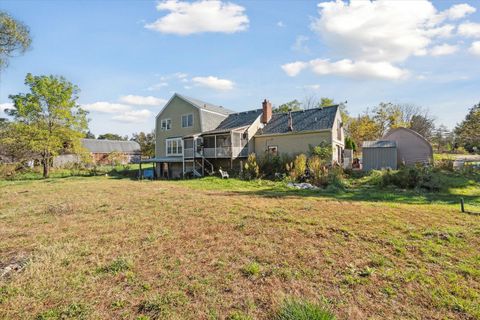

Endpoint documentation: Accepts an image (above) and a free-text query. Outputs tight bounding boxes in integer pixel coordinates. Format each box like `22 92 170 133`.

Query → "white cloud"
292 35 310 54
305 84 321 90
283 1 476 80
145 0 249 35
192 76 234 90
469 41 480 55
281 61 308 77
146 82 169 91
442 3 476 20
82 102 131 114
283 59 408 80
309 59 409 80
0 103 13 114
458 22 480 38
430 43 459 56
310 0 464 63
112 109 152 123
119 95 167 106
277 21 285 28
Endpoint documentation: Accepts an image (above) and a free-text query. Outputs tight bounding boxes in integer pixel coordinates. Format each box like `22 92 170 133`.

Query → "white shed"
382 127 433 166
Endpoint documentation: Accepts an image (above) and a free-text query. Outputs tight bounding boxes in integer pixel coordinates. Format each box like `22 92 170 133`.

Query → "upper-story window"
337 120 342 141
181 114 193 128
161 118 171 131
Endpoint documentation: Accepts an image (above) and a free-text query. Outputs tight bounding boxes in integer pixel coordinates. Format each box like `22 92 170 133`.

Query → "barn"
383 127 433 166
81 139 141 165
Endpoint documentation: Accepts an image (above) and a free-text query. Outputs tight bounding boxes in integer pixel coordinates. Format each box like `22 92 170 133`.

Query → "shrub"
241 154 260 180
308 142 332 161
258 154 293 179
308 156 329 187
274 299 335 320
369 166 443 191
435 159 454 171
289 154 307 181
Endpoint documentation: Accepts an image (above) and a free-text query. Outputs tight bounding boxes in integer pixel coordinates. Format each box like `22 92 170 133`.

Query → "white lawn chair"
219 169 229 179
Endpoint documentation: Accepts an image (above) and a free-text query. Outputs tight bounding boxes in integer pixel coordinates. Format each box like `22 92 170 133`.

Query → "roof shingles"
259 106 338 135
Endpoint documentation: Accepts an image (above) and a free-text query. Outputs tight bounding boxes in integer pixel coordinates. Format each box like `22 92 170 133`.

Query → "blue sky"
1 0 480 136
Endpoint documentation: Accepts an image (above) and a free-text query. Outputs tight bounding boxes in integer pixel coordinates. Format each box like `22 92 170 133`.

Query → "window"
267 146 278 156
166 138 183 156
161 118 171 131
337 120 342 141
181 114 193 128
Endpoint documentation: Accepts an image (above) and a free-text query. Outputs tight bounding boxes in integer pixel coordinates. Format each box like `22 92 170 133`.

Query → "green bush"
308 142 332 161
274 299 335 320
258 154 293 179
241 153 260 180
367 166 442 191
289 154 307 181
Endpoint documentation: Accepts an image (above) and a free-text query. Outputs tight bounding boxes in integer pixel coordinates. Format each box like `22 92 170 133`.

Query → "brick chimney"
261 99 272 124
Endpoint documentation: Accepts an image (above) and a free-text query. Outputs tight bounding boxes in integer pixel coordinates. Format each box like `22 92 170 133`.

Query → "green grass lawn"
0 175 479 319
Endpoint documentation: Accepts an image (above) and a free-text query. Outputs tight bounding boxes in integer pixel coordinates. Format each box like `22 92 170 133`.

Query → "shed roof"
362 140 397 148
258 106 338 135
82 139 141 154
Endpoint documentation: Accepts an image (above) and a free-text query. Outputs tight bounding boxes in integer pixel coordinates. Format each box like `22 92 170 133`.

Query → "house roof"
215 109 263 130
362 140 397 148
81 139 141 154
259 106 339 135
176 93 235 115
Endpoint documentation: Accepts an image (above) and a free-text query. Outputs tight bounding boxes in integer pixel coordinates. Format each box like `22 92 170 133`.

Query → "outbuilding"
362 140 398 171
383 127 433 166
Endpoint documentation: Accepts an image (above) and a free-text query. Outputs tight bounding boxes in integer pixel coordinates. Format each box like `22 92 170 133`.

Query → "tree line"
275 96 479 154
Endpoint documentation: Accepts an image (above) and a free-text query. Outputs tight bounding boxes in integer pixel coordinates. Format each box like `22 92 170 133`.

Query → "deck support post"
139 162 142 180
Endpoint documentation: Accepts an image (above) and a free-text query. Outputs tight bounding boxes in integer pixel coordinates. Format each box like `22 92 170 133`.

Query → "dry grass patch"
0 177 479 319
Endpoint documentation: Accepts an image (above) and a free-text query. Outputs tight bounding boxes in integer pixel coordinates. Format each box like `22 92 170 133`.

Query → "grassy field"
0 176 479 319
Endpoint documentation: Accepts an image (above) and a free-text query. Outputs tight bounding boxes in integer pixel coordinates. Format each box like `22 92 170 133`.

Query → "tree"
85 130 95 139
410 114 435 138
344 136 357 151
274 100 302 113
348 114 382 147
0 11 31 70
131 131 155 157
455 103 480 153
432 124 453 153
6 73 88 177
320 97 334 107
98 133 127 141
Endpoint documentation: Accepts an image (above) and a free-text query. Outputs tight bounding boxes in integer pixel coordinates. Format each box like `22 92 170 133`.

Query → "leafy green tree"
274 100 302 113
348 114 382 147
431 124 453 153
344 136 357 151
131 131 155 157
0 11 31 70
85 130 95 139
455 103 480 153
97 133 127 141
6 73 88 177
320 97 334 107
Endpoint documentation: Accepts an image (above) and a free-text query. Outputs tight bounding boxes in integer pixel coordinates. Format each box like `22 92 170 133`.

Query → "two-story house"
142 93 344 179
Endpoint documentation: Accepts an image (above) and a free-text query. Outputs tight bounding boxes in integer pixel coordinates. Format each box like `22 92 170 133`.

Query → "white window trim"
181 113 194 128
161 118 172 131
166 138 183 156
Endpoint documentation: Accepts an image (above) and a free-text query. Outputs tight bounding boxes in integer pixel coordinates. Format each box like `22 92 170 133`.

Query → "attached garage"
362 140 397 171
